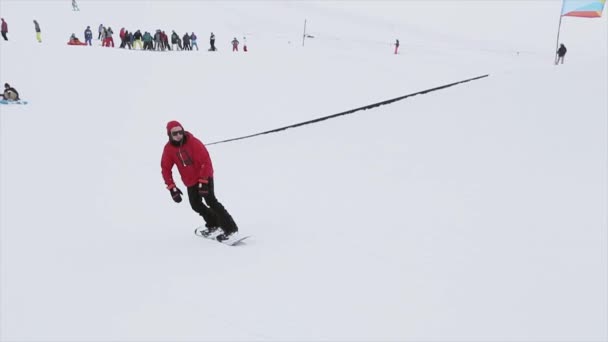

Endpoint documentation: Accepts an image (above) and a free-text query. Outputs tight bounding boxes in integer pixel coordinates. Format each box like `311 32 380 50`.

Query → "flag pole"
554 0 566 64
302 19 307 47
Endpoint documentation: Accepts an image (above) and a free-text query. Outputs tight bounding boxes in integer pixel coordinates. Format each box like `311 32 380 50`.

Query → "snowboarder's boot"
201 224 221 238
216 230 237 243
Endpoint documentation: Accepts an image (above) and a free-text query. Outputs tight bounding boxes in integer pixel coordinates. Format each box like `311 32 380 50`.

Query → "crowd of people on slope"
88 24 246 52
0 17 249 53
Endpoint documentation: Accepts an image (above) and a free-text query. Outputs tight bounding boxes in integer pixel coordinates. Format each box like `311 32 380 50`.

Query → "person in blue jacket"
84 26 93 45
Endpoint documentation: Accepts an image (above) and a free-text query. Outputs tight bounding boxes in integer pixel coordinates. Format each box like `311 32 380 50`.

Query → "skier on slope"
161 120 239 242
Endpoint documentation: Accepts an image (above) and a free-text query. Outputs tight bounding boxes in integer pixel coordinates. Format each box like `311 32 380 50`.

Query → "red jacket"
1 21 7 33
161 131 214 188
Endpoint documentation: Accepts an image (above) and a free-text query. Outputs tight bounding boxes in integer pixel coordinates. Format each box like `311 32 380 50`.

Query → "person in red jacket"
1 18 8 41
161 120 238 241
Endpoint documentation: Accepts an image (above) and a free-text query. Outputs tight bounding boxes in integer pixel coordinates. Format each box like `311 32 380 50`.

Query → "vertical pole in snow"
302 19 307 47
554 0 565 64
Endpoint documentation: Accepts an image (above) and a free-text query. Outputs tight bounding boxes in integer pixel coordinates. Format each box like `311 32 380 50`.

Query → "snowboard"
194 226 250 246
0 99 28 105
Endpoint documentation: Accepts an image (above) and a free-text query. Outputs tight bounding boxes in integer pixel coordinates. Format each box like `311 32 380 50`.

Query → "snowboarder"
1 18 8 41
394 39 399 54
33 20 41 43
84 25 92 45
231 37 239 52
209 32 216 51
0 83 20 101
72 0 80 11
556 43 567 65
161 121 239 242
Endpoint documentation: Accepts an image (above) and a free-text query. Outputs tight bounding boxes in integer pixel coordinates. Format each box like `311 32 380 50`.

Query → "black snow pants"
187 177 238 234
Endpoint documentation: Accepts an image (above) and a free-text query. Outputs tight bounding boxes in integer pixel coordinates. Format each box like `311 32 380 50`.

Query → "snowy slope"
1 1 606 341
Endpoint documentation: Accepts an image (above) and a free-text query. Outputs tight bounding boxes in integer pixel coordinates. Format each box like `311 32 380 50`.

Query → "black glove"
169 187 183 203
198 179 209 196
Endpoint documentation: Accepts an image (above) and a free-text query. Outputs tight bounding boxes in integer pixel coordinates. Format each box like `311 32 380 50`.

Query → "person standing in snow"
132 29 143 50
119 27 126 48
100 27 107 45
105 27 114 47
243 36 248 52
72 0 80 11
556 43 567 65
84 25 93 45
231 37 239 52
123 30 132 49
142 31 153 50
209 32 216 51
161 31 170 51
152 30 162 51
1 18 8 41
394 39 399 54
33 20 41 43
182 32 191 50
190 32 198 50
171 30 182 50
98 24 103 40
161 121 239 242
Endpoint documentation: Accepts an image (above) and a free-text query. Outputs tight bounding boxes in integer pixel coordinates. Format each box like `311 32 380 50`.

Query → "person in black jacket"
209 32 216 51
124 30 132 50
182 32 191 50
33 20 41 43
171 30 182 50
133 29 143 50
0 83 20 101
556 44 567 65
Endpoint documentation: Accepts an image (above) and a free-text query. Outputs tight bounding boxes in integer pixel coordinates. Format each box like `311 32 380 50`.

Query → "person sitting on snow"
0 83 20 101
68 33 86 45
